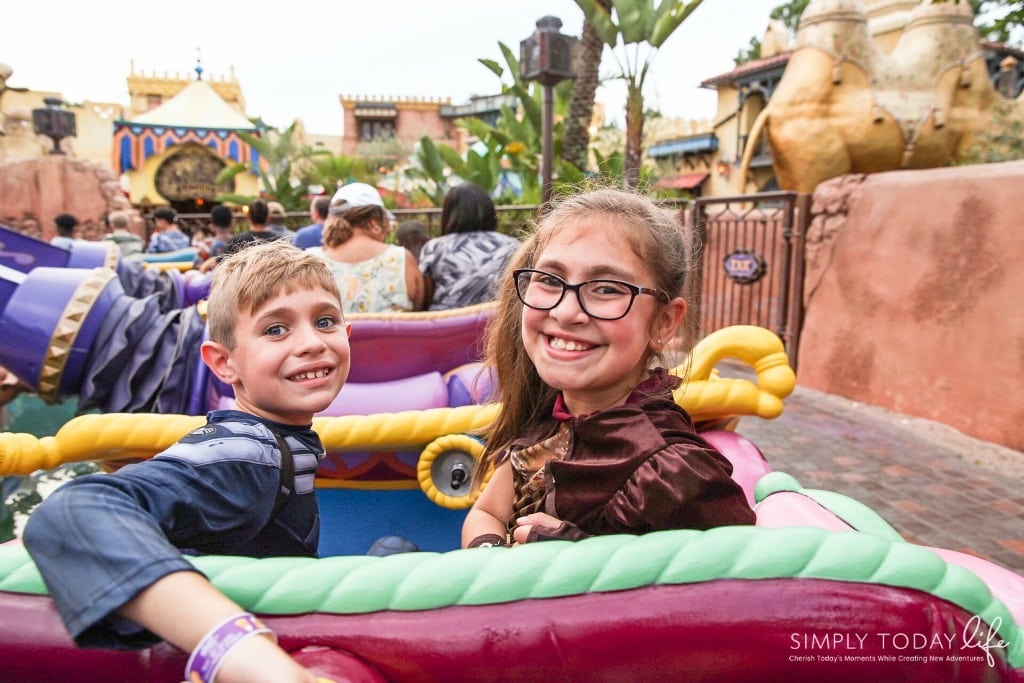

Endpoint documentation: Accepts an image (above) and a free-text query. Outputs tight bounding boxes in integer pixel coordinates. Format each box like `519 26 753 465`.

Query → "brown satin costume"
504 368 755 542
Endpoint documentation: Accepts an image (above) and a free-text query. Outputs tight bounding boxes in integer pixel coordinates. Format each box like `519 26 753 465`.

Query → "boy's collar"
207 409 314 433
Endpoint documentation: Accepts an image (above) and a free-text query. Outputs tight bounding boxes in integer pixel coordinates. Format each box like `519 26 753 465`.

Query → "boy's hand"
512 512 562 544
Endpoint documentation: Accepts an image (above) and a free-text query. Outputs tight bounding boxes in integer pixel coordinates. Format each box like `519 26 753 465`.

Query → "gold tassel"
901 143 915 168
959 67 972 89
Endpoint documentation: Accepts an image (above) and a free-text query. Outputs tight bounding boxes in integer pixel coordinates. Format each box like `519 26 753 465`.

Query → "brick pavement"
733 381 1024 573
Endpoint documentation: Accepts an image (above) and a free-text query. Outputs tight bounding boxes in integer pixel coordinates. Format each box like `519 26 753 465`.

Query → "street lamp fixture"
32 96 76 155
519 16 577 205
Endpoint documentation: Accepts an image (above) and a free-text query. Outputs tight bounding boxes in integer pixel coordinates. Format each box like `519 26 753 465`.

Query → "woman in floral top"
306 183 424 313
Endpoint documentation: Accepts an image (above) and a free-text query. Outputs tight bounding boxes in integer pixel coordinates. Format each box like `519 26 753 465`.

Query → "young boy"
23 242 350 683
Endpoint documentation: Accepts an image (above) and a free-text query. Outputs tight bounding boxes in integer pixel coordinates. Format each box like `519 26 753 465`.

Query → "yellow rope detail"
673 326 795 419
0 326 795 475
417 434 490 509
0 413 205 476
312 404 499 452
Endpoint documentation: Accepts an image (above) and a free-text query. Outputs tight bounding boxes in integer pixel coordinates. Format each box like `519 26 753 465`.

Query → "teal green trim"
2 527 1021 667
755 471 904 542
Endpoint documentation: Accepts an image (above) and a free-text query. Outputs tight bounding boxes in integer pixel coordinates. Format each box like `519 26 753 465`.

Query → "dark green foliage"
1 463 100 542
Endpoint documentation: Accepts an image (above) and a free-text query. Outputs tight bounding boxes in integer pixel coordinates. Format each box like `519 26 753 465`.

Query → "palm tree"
562 0 612 171
573 0 705 189
301 153 376 196
215 122 326 210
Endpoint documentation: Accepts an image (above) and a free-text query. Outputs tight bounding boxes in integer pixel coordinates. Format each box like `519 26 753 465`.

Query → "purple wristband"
184 612 276 683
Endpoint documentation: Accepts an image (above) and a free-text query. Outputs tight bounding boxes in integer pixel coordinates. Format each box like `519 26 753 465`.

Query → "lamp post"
32 96 76 155
520 16 576 205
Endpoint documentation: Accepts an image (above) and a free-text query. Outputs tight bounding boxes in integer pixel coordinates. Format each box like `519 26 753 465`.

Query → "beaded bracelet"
183 612 276 683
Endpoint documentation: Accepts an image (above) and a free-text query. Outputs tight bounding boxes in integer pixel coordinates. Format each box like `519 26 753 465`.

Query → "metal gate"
692 192 809 365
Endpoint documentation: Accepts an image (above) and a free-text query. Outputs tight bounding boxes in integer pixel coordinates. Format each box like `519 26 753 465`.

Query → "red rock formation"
798 160 1024 451
0 156 138 242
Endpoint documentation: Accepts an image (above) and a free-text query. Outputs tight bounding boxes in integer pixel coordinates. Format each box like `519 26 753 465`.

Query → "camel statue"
737 0 1024 194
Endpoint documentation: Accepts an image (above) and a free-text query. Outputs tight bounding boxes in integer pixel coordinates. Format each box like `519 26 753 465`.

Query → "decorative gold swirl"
37 268 117 404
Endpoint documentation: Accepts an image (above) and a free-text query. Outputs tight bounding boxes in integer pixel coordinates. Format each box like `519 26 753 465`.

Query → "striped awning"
112 123 261 173
655 172 709 190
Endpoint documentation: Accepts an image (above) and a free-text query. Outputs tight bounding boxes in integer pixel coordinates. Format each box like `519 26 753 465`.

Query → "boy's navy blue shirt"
23 410 325 649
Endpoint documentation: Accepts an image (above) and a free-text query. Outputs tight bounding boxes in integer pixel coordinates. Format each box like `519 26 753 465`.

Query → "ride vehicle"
0 325 1021 682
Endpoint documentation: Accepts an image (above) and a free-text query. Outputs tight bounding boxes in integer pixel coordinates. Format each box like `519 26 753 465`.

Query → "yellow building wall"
707 86 742 198
0 89 55 160
70 101 123 170
126 67 246 118
0 90 121 169
866 0 920 54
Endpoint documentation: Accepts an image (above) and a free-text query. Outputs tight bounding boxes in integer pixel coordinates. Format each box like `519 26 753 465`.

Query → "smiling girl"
462 188 755 548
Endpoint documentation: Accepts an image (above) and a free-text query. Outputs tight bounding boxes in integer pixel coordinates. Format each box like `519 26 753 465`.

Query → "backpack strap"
270 431 295 516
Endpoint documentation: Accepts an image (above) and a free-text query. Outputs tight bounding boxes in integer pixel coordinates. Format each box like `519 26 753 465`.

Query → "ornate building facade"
113 69 261 213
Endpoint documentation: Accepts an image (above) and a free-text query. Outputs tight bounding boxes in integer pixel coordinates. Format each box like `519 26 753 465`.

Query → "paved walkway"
734 381 1024 573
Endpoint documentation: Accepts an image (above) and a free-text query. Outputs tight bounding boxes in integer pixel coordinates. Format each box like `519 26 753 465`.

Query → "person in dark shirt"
195 205 236 270
417 182 520 310
50 212 79 249
220 199 283 258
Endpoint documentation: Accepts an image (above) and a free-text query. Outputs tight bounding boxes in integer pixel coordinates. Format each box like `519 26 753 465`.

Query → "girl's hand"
512 512 563 544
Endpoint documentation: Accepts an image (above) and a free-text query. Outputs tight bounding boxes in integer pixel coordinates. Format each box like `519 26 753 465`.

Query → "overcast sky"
5 0 782 134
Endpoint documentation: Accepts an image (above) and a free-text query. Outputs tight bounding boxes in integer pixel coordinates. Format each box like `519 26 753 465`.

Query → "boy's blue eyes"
264 317 337 337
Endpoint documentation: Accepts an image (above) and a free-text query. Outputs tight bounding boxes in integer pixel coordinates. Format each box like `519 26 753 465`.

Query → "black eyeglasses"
513 269 669 321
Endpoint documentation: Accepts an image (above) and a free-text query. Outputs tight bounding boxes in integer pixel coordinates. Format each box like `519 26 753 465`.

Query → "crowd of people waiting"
91 182 516 314
49 180 522 315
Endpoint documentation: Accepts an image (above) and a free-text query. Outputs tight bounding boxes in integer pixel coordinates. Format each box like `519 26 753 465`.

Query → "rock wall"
0 155 133 241
797 160 1024 451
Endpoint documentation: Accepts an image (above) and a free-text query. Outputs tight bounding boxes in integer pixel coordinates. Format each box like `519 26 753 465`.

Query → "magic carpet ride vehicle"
0 325 1022 682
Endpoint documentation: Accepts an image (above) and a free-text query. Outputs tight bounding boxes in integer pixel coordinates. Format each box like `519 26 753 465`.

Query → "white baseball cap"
331 182 384 208
330 182 394 221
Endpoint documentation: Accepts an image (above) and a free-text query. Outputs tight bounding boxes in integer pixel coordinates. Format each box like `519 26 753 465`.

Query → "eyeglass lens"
515 270 639 320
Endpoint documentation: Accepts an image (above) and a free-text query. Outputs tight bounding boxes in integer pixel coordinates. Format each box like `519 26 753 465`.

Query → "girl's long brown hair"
472 188 699 487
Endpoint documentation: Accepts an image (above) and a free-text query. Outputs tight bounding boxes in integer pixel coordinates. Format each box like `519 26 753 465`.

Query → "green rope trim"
2 527 1021 668
755 471 905 542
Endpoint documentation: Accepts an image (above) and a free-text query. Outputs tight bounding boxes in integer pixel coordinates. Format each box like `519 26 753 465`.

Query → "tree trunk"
624 83 645 190
561 2 609 171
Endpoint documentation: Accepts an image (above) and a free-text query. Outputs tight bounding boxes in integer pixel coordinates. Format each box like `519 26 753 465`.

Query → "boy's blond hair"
206 241 341 348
